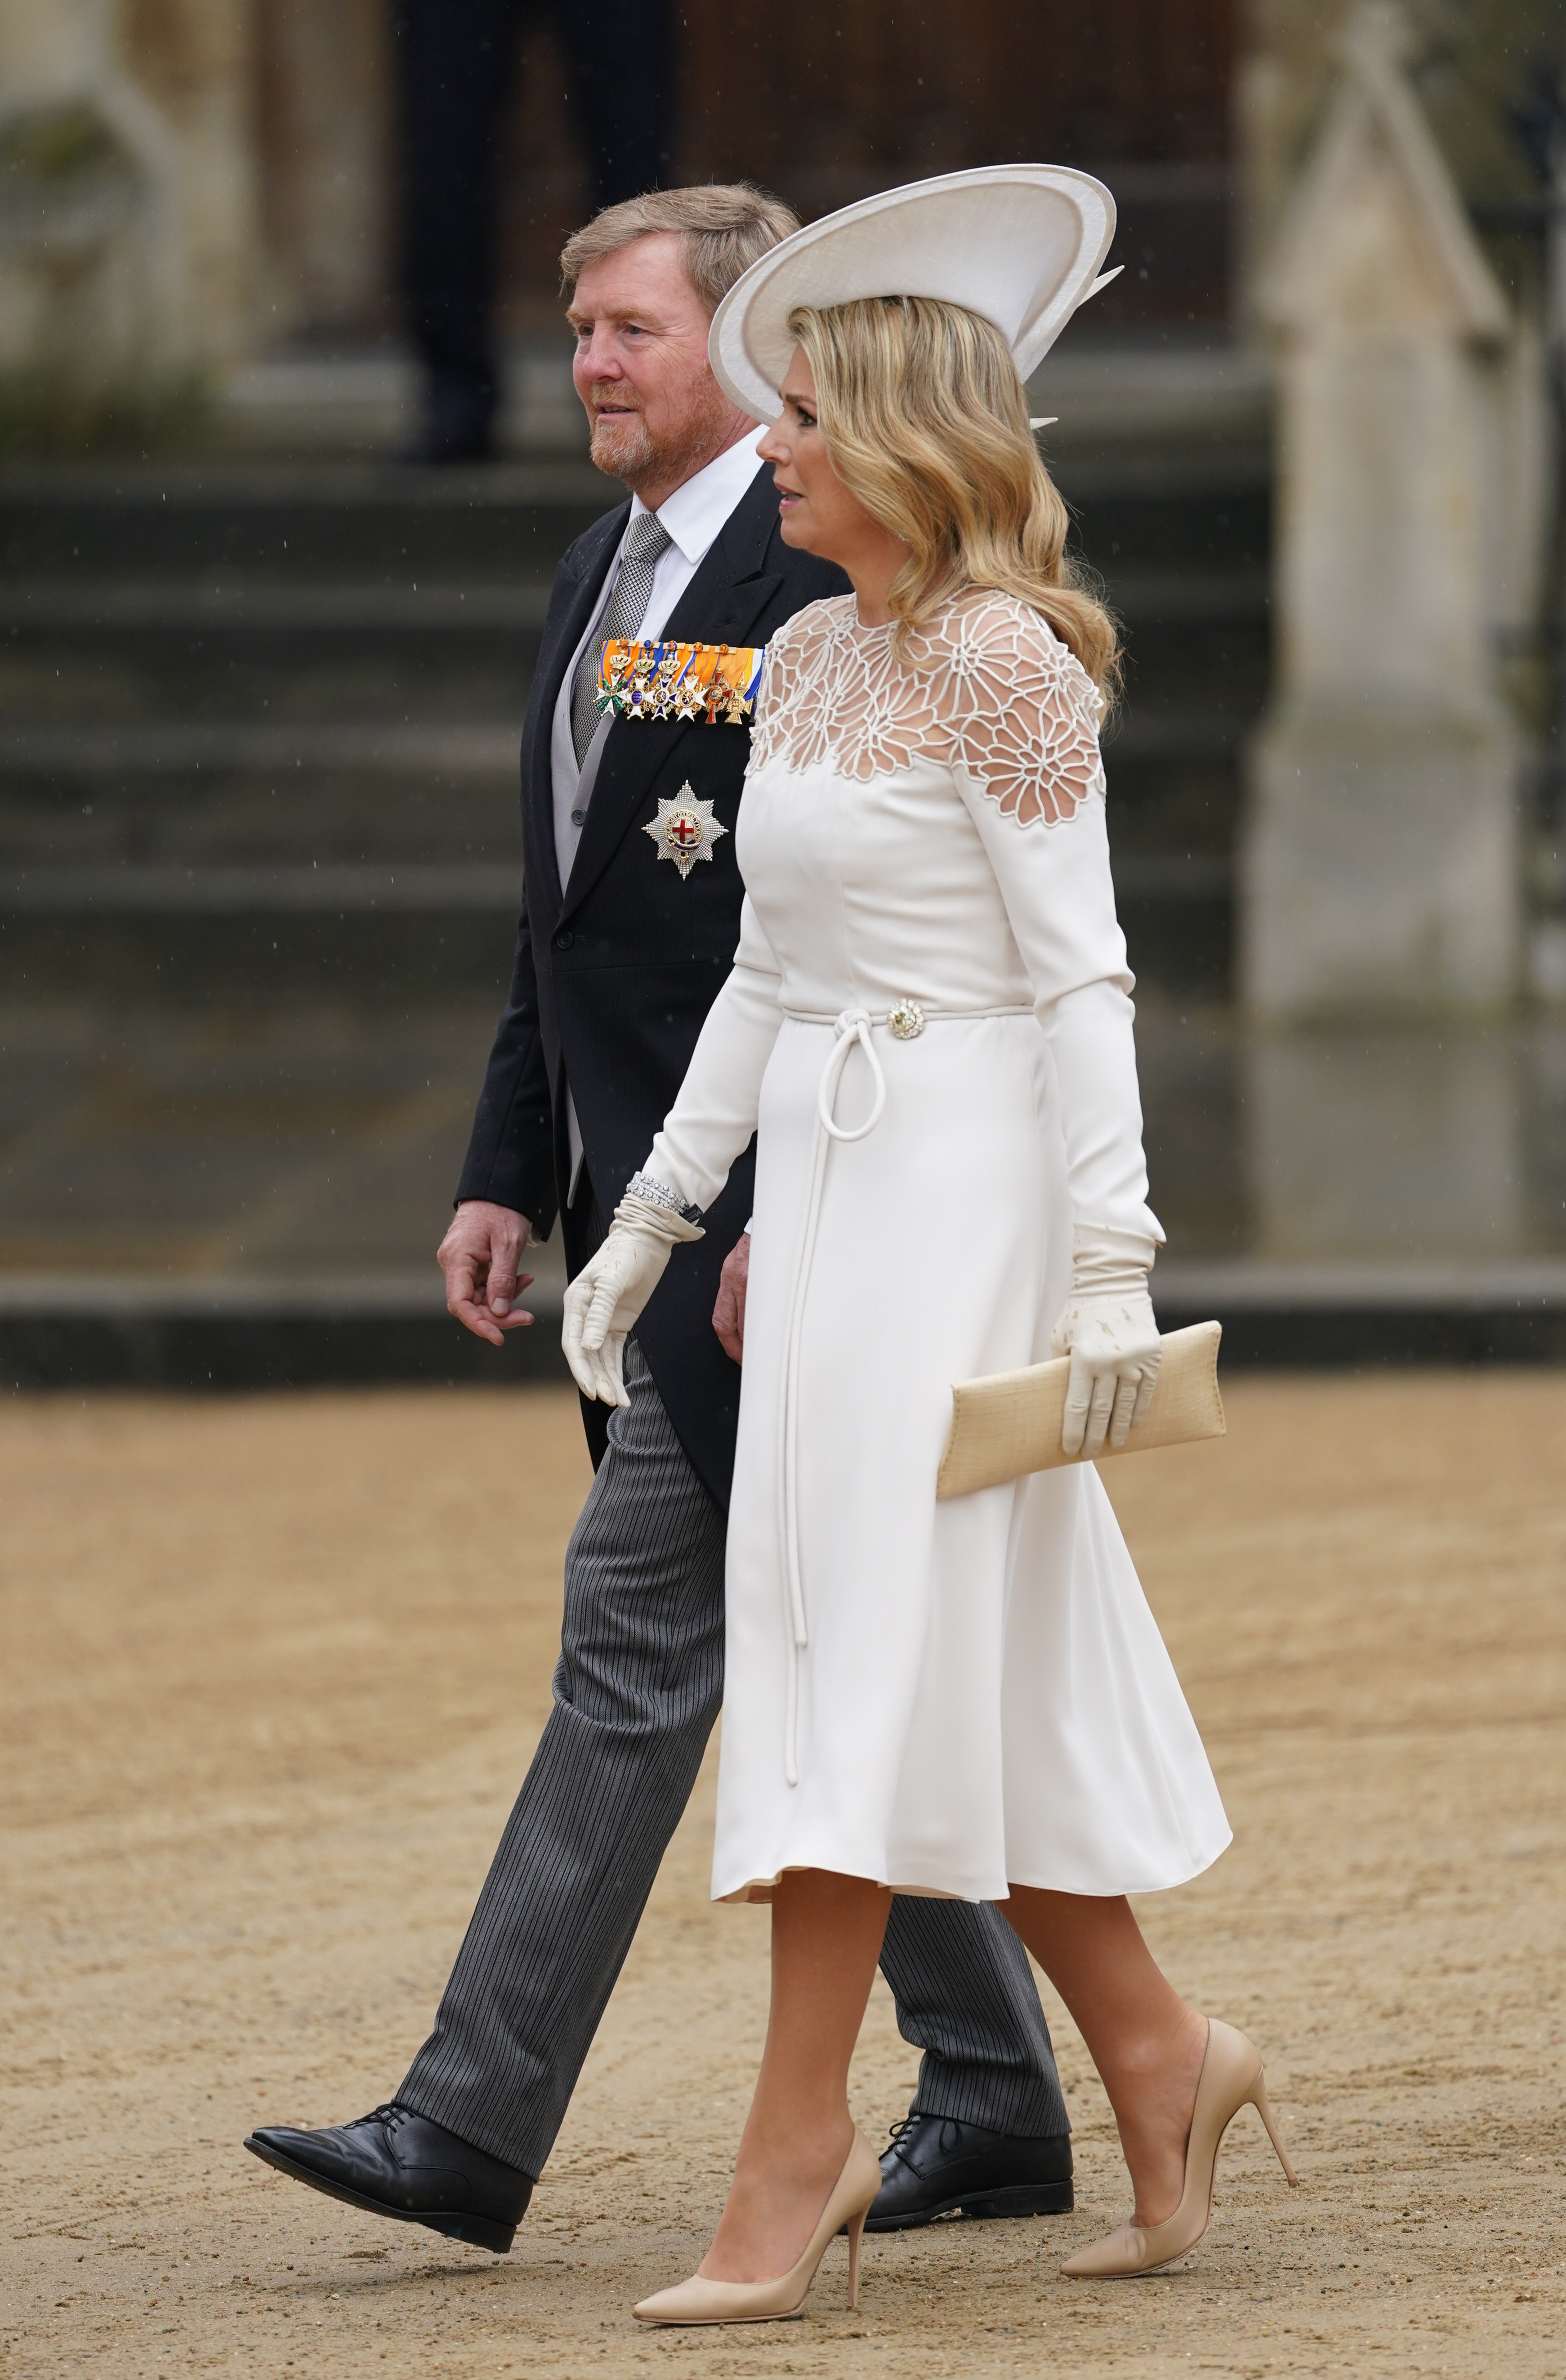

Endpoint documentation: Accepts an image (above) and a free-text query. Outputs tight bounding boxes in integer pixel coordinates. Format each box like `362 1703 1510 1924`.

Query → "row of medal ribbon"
596 638 766 726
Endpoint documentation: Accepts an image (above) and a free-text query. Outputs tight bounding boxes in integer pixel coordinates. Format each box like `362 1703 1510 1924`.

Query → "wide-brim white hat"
709 165 1120 423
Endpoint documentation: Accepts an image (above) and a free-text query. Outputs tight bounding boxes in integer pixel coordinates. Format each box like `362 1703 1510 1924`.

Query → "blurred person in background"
393 0 675 463
244 184 1077 2262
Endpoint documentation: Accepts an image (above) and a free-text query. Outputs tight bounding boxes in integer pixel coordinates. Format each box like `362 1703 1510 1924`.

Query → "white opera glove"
1048 1222 1163 1459
562 1183 704 1409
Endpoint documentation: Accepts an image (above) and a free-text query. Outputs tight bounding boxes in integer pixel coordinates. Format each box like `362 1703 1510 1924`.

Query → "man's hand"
713 1230 750 1364
437 1200 536 1347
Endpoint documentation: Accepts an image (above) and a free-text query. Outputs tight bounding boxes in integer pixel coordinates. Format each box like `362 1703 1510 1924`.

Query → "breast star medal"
644 784 728 880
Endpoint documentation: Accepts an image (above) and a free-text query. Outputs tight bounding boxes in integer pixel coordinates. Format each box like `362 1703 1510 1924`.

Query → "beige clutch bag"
936 1320 1225 1501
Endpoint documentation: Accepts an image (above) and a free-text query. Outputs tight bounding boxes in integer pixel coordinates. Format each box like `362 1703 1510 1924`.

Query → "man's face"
567 233 750 499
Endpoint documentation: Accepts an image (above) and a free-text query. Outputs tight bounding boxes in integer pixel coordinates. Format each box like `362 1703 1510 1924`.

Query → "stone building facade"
0 0 1238 389
3 2 1559 385
5 1 1556 388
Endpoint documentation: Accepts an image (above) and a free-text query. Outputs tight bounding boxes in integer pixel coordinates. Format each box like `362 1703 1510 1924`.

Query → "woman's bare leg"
699 1870 892 2283
1005 1888 1209 2228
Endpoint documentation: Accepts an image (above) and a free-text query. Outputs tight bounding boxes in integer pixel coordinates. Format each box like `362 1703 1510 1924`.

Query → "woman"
563 168 1296 2324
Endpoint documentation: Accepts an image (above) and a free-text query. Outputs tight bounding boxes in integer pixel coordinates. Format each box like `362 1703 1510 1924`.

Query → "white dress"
644 591 1231 1906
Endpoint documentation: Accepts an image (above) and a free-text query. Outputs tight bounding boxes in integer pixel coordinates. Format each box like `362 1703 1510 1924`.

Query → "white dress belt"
781 1003 1034 1144
774 1000 1032 1782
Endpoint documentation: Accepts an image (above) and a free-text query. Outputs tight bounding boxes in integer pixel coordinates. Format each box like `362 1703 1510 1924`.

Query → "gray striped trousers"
401 1339 1069 2177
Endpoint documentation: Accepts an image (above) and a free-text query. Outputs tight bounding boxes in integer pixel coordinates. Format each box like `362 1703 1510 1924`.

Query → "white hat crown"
709 165 1120 423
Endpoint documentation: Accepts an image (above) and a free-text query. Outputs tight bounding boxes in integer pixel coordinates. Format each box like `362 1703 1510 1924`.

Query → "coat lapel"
522 500 629 918
558 466 782 921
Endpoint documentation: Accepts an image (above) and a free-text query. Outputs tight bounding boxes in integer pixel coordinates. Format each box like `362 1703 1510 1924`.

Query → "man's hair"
560 184 799 315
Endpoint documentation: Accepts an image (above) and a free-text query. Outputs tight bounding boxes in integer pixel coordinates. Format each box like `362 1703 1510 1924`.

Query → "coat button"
553 927 575 951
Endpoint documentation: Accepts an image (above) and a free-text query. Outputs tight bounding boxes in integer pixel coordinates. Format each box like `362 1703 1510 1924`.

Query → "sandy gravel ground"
2 1373 1563 2380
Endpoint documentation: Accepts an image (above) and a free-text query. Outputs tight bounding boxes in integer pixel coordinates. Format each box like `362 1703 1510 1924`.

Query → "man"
393 0 674 464
245 184 1073 2255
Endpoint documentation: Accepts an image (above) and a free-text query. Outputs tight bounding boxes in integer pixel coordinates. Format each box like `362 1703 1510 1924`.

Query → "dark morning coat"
456 463 849 1507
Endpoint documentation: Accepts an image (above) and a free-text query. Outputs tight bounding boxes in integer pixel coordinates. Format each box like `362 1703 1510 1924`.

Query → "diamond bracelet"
625 1170 704 1226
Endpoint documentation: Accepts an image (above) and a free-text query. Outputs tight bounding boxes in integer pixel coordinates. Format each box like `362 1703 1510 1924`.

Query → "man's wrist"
454 1195 533 1226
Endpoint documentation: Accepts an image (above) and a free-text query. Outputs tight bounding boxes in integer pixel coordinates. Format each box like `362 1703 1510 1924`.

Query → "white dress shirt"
549 428 768 1201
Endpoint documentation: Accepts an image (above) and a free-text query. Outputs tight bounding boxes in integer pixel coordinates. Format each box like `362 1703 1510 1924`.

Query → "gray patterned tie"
570 512 674 766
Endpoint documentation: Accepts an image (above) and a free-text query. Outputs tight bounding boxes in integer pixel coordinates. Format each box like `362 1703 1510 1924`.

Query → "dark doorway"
495 0 1238 331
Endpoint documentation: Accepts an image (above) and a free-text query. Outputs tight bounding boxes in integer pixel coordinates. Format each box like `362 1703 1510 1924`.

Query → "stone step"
0 786 518 873
0 563 1267 624
0 711 1243 876
0 708 1245 777
7 1253 1565 1394
0 721 519 773
0 629 537 728
0 724 519 869
2 862 522 911
0 577 1266 735
0 462 616 579
1061 452 1269 527
6 991 1554 1303
0 444 1267 582
2 584 554 630
0 851 1235 916
0 1278 573 1393
0 441 1272 991
0 863 1231 1006
218 340 585 463
0 908 521 1000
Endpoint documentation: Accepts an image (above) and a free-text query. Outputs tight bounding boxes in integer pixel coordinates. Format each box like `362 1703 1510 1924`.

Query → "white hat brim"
709 165 1118 423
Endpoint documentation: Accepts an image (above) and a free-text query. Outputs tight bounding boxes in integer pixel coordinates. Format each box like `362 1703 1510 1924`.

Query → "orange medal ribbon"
596 639 764 726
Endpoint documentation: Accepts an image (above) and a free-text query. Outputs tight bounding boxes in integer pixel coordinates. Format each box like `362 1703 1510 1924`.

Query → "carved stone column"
1240 2 1521 1020
0 0 262 389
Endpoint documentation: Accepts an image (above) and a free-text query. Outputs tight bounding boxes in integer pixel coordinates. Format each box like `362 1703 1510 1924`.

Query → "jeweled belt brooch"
644 783 728 879
597 638 764 726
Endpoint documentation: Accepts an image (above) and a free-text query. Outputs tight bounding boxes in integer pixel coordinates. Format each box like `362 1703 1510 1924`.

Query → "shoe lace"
356 2103 409 2133
884 2110 940 2170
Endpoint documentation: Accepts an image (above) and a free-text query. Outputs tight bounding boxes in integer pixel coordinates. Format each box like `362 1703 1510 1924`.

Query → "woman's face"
757 345 886 568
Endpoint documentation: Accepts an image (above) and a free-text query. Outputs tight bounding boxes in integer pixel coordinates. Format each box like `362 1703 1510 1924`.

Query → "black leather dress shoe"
244 2103 532 2254
864 2111 1073 2230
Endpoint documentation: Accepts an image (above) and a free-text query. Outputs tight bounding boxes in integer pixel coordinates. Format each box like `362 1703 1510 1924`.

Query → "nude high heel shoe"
633 2129 882 2326
1062 2018 1298 2280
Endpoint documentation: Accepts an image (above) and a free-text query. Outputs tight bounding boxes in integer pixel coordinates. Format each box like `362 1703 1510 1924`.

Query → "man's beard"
589 404 659 484
588 370 738 492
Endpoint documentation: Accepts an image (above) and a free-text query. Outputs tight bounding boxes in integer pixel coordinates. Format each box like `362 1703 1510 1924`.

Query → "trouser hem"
907 2056 1071 2141
393 2075 544 2183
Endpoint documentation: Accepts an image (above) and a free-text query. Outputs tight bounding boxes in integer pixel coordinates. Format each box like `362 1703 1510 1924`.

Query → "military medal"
644 783 728 880
598 638 765 725
595 643 634 721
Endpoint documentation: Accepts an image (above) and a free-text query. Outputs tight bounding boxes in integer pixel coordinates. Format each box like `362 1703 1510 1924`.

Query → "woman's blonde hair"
786 295 1119 697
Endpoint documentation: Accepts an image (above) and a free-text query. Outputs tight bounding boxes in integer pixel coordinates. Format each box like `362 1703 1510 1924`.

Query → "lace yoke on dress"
750 592 1107 828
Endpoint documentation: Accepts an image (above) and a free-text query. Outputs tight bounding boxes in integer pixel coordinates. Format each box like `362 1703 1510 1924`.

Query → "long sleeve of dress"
642 891 785 1212
943 610 1163 1245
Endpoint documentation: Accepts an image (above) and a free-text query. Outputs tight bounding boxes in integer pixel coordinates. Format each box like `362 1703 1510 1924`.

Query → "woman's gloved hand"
1049 1222 1163 1458
562 1189 704 1408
